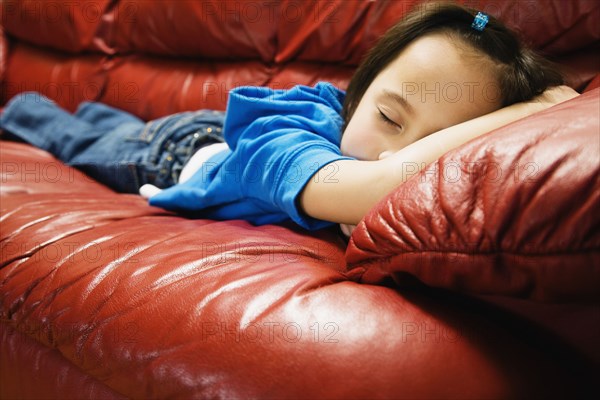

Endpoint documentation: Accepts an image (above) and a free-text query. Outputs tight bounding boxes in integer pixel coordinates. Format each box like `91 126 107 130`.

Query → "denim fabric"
149 82 351 230
0 92 225 193
1 84 349 230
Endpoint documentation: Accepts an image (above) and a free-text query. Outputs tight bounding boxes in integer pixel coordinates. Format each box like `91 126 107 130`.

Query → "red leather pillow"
105 0 276 62
346 89 600 303
1 0 112 53
276 0 600 65
98 56 272 119
3 43 106 112
0 26 6 81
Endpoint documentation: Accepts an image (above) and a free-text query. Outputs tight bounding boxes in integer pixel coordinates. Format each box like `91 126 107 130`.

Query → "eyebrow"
382 90 415 115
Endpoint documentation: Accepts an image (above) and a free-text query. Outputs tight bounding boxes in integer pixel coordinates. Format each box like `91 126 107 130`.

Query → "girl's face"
341 33 502 160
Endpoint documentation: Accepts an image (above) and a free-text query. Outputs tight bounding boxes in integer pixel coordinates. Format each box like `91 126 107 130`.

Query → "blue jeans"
0 92 225 193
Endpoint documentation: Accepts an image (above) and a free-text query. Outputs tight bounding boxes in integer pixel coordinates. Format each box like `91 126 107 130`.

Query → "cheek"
340 121 375 159
341 98 390 160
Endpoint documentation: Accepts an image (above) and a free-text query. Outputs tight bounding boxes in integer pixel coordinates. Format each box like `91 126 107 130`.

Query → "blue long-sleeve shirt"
149 82 353 230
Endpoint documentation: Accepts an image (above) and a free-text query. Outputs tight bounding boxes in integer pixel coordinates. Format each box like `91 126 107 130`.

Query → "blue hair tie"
471 12 489 32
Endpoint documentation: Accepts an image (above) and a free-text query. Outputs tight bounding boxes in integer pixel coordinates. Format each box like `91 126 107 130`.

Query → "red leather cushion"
275 0 373 64
556 43 600 91
346 89 600 303
2 1 599 397
0 139 113 197
3 42 106 112
0 26 6 81
0 25 6 105
97 58 352 121
0 325 125 399
1 140 591 398
3 1 599 118
275 0 600 65
1 0 112 53
105 0 277 62
98 56 273 119
585 74 600 92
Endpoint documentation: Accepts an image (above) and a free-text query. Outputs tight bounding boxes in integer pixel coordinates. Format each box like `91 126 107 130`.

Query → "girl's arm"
299 86 579 225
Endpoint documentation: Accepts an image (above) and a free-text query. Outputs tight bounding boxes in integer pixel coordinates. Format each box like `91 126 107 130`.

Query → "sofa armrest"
346 89 600 303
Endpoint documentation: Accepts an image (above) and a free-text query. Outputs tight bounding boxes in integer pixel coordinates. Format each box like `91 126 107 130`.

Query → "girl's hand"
529 85 579 112
340 223 356 237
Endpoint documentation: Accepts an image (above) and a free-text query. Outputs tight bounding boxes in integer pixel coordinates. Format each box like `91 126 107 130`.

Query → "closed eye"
377 108 402 130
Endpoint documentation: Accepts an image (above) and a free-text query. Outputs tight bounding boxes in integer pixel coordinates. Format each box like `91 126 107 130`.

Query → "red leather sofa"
1 1 599 398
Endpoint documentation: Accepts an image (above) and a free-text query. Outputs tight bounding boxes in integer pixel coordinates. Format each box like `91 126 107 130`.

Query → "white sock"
139 183 163 199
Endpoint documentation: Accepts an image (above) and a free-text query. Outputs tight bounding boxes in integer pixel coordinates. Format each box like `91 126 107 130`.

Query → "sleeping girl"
0 3 578 235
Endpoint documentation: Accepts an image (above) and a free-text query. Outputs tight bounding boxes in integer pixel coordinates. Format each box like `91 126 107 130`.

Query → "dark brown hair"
342 2 564 127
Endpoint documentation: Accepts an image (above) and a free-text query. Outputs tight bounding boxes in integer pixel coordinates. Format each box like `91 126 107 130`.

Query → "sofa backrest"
1 0 599 118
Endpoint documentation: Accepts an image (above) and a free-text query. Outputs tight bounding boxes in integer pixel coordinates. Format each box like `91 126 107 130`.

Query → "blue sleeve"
150 82 353 230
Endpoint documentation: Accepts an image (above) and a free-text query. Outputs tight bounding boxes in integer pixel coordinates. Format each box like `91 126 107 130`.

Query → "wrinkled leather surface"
5 142 595 398
1 0 599 113
346 90 600 302
0 26 5 76
3 42 107 112
1 0 599 398
0 24 6 104
1 0 112 53
1 143 596 398
1 324 126 399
